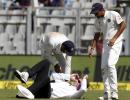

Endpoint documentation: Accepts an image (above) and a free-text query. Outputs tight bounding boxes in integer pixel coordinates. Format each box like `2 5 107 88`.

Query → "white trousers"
101 40 122 93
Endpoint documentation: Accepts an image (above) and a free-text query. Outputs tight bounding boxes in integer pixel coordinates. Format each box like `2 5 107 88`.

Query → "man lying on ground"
15 59 89 99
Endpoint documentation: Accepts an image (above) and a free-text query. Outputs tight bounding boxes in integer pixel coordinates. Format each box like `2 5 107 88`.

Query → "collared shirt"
40 32 72 74
50 73 87 99
94 10 124 44
50 72 77 99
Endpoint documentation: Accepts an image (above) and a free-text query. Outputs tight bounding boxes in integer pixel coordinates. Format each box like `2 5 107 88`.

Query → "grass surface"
0 56 130 100
0 55 130 81
0 89 130 100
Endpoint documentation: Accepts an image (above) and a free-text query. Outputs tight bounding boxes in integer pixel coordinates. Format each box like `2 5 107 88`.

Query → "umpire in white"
89 3 126 100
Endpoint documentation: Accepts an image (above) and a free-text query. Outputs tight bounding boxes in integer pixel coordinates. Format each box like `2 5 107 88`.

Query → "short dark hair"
62 41 75 56
90 3 104 14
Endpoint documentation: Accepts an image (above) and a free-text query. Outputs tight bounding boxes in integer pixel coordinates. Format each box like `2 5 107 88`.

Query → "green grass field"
0 89 130 100
0 55 130 81
0 56 130 99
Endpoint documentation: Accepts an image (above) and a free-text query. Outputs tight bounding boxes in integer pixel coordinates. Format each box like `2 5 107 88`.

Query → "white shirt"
50 71 76 98
94 10 124 44
51 81 77 98
50 71 70 81
50 72 87 99
40 32 72 74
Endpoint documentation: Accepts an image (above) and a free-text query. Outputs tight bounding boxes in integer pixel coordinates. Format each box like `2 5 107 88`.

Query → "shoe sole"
16 95 25 98
14 70 26 83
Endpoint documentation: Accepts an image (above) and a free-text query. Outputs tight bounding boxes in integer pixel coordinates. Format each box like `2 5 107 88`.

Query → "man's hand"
108 21 126 47
108 38 116 47
70 74 80 83
88 47 94 58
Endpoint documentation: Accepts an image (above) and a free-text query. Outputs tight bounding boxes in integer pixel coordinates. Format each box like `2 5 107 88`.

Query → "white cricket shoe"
14 70 29 83
17 85 34 99
111 92 119 100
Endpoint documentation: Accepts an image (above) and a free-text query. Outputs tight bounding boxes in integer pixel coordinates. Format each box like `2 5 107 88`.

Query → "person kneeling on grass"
15 59 89 99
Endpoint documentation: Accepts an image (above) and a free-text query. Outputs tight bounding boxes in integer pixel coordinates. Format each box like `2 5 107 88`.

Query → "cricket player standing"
89 3 126 100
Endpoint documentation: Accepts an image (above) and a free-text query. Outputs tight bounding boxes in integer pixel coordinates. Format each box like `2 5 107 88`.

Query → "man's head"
90 3 105 18
61 41 75 56
54 64 62 73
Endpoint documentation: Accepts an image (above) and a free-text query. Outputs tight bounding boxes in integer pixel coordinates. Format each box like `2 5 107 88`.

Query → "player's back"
45 32 69 48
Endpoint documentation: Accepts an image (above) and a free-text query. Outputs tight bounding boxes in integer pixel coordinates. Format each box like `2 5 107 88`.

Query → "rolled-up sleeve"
115 12 123 24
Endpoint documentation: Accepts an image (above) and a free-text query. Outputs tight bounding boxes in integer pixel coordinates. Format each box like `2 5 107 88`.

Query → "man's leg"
108 66 118 99
28 59 50 77
16 77 51 99
107 41 122 99
15 59 50 83
16 59 51 98
28 59 51 98
34 79 51 98
101 67 110 94
100 43 111 98
28 77 51 98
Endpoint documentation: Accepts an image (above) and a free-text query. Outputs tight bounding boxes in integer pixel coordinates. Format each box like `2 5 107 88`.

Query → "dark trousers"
27 59 51 98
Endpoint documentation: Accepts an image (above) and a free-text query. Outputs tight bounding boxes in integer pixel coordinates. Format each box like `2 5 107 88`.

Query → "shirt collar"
104 10 108 18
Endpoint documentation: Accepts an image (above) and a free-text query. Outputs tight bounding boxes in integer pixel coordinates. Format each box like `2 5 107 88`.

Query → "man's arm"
108 21 126 47
88 32 100 57
56 53 72 74
64 55 72 74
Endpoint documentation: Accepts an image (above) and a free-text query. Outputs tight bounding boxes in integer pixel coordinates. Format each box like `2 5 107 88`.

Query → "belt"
50 80 55 83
